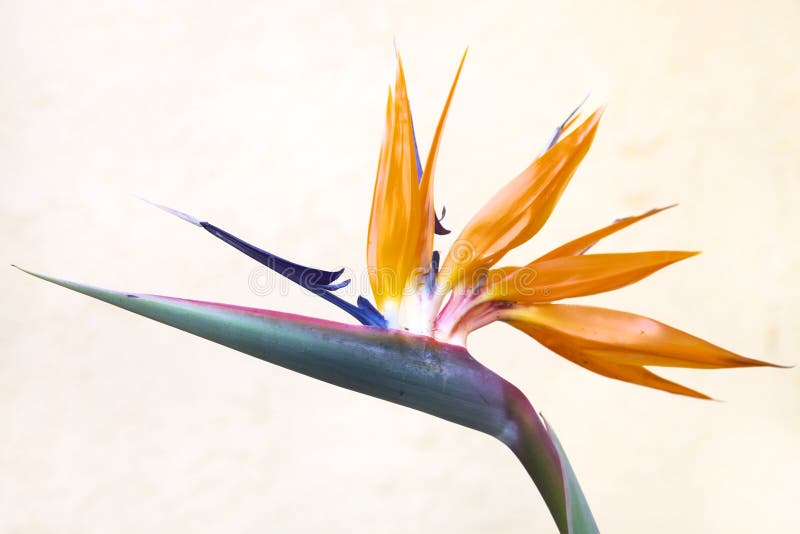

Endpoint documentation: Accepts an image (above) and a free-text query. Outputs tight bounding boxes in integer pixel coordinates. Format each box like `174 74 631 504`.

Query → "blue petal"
143 199 386 327
314 291 387 328
425 250 440 295
410 112 423 183
434 205 450 235
546 96 588 150
200 223 347 291
356 296 388 328
199 223 390 326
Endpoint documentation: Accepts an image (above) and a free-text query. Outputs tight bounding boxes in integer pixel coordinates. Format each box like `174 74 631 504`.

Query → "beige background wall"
2 1 798 532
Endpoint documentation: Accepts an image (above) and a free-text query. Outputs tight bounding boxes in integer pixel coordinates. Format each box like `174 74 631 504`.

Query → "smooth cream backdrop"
2 1 798 532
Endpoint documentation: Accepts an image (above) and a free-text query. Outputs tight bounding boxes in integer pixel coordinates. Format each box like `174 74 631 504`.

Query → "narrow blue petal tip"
411 113 423 183
546 95 589 150
434 205 450 235
144 199 387 328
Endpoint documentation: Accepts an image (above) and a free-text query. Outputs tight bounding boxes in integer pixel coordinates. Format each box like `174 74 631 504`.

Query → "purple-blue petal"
198 222 384 327
425 250 440 295
546 97 587 150
200 223 344 288
410 112 423 183
434 205 450 235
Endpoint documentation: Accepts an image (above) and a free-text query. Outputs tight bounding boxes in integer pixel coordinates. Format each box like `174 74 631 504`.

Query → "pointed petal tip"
615 204 679 223
754 360 793 369
394 48 405 72
536 204 685 263
573 103 605 134
321 278 351 291
638 203 679 219
669 382 713 400
707 350 789 369
137 196 203 226
586 104 606 125
614 365 714 400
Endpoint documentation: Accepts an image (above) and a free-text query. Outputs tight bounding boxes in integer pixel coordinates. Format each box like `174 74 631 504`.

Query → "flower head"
19 49 787 534
140 51 779 400
360 51 781 399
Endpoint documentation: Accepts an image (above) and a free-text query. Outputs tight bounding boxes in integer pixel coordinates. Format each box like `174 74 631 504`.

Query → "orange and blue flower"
149 50 777 399
19 50 785 533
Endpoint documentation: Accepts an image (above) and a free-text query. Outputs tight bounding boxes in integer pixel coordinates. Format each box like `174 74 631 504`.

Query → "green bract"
17 267 598 533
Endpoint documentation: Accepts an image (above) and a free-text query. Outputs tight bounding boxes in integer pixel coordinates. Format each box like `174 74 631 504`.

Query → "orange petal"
487 251 698 302
367 86 394 304
501 303 783 398
565 357 711 399
367 55 424 310
535 205 677 262
418 49 467 271
439 108 604 293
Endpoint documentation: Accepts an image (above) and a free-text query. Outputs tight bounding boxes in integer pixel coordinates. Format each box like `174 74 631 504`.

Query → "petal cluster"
367 52 465 323
361 53 781 398
141 52 781 400
438 107 604 294
501 304 781 399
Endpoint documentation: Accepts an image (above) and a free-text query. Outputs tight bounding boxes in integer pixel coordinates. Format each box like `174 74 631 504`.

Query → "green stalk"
17 267 598 533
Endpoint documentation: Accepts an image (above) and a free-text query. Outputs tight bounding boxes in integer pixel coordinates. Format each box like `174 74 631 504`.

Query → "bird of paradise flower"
17 50 783 533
